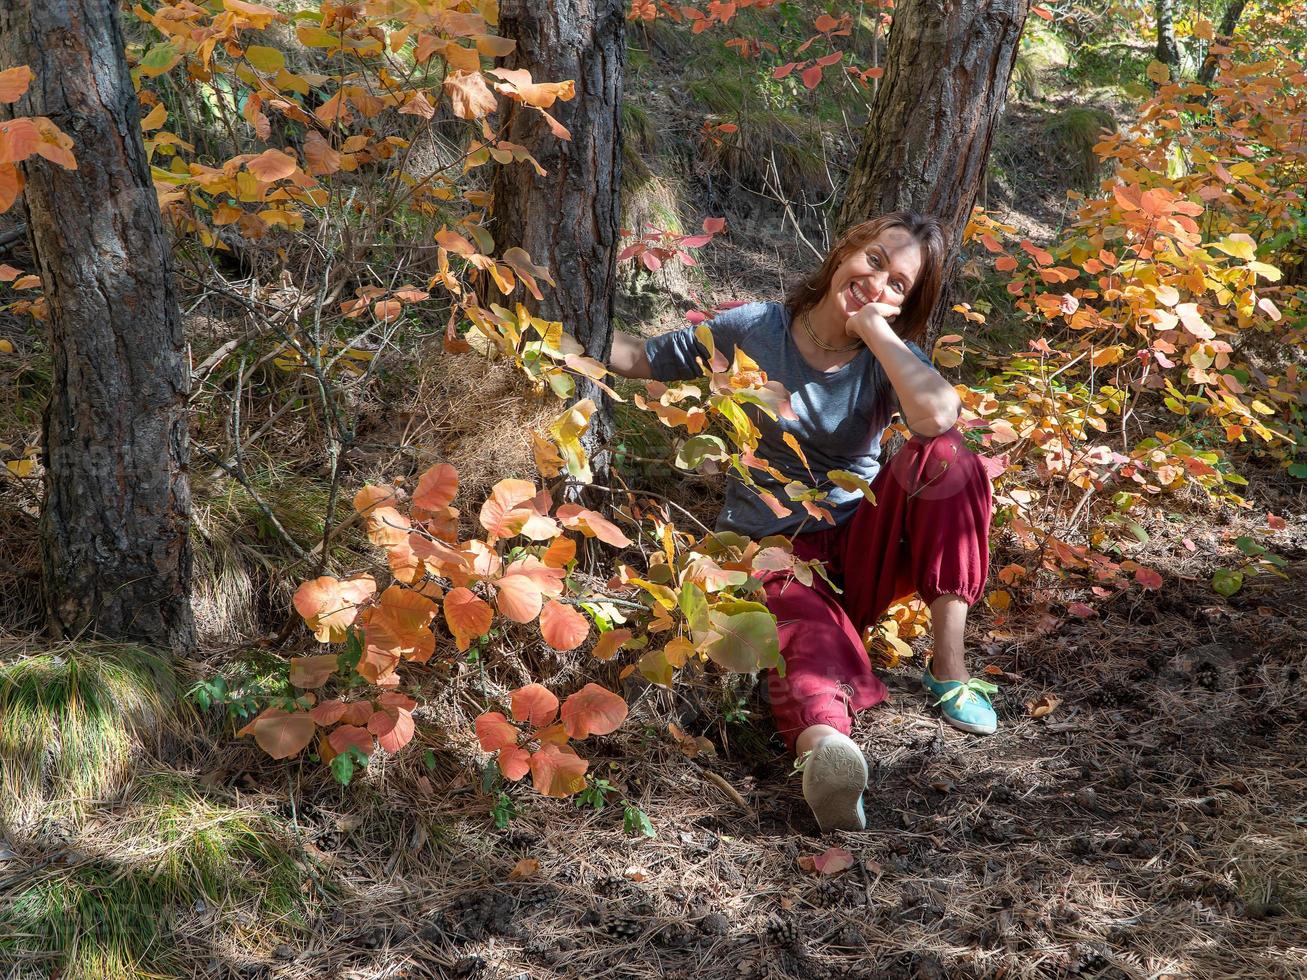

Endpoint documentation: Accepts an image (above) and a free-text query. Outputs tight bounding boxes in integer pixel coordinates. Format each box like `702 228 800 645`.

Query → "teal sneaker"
921 669 998 735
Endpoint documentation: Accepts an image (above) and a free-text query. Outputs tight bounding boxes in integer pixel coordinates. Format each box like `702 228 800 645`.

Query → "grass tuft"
0 642 184 821
1 771 308 979
1043 105 1117 194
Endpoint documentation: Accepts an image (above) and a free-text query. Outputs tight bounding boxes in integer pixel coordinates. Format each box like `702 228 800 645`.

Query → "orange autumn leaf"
413 462 459 510
0 118 40 165
511 682 559 727
309 699 347 726
352 488 397 517
540 599 589 651
555 503 631 548
541 535 577 568
592 628 632 661
499 744 531 780
444 586 492 651
487 67 576 109
328 723 373 758
444 70 498 119
238 707 316 760
302 130 341 175
0 164 22 214
293 574 376 642
560 682 628 739
528 742 588 797
245 147 298 182
0 66 32 104
288 653 338 689
364 585 437 662
494 571 543 623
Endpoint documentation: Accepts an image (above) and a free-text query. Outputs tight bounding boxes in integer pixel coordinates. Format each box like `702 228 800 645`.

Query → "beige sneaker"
799 732 868 833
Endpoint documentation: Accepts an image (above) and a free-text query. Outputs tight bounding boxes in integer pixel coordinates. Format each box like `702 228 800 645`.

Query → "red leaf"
499 744 531 780
310 700 347 726
560 683 628 739
328 724 373 757
511 683 559 727
702 216 726 234
1135 567 1163 590
801 64 823 89
368 706 416 753
812 846 855 875
539 600 590 651
476 710 520 752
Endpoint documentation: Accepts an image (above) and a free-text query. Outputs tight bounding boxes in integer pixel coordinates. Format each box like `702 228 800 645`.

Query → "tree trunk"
1199 0 1247 86
0 0 196 653
1155 0 1182 71
489 0 625 489
837 0 1031 339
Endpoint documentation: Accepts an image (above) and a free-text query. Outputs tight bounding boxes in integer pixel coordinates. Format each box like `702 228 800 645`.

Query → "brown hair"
784 211 948 345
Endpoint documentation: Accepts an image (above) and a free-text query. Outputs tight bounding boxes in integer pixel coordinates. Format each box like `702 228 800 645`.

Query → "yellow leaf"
547 398 594 484
139 102 167 131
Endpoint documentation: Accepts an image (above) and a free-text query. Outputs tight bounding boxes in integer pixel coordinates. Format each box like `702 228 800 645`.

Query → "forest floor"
3 20 1306 980
174 557 1307 980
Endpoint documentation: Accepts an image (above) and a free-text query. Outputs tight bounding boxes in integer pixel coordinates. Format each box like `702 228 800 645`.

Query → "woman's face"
827 226 924 321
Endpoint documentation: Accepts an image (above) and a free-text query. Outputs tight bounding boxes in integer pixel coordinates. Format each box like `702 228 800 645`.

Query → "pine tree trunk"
1155 0 1182 70
489 0 625 489
837 0 1031 338
1199 0 1247 86
0 0 196 653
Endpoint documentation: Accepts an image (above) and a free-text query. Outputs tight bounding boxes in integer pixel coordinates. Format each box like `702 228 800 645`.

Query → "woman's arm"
608 331 653 380
848 303 961 437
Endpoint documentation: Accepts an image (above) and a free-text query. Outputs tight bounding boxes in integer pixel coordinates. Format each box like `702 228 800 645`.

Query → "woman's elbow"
910 394 962 438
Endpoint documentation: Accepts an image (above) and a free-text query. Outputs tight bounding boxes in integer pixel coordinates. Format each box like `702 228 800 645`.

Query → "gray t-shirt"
644 300 934 538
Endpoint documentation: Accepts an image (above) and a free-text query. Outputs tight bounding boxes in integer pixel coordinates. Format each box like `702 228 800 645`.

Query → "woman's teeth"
850 282 870 307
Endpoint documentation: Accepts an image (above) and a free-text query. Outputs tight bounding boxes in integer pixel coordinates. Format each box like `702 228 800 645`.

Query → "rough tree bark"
0 0 196 653
837 0 1031 338
488 0 625 488
1155 0 1182 71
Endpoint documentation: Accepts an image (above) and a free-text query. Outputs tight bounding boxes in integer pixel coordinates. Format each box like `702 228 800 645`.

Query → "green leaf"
139 42 181 78
704 609 781 674
330 746 368 786
1235 536 1266 557
1211 568 1243 597
675 434 728 471
679 582 710 633
245 45 286 73
622 801 656 838
1288 462 1307 479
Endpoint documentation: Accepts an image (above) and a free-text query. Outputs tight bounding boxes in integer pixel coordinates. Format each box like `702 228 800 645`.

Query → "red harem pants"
761 428 993 753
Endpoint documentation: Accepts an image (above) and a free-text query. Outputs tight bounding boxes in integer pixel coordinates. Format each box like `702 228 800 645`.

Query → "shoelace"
931 675 998 708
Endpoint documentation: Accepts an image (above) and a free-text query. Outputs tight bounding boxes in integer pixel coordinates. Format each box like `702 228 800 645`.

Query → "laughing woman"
607 211 996 832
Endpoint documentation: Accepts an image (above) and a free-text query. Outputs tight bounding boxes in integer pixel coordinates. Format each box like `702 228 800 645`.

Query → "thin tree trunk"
1199 0 1247 86
489 0 625 489
1155 0 1182 71
0 0 196 653
837 0 1031 339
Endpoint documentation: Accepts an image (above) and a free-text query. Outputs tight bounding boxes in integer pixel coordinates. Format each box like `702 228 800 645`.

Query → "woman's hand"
844 300 901 345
